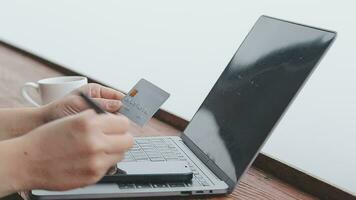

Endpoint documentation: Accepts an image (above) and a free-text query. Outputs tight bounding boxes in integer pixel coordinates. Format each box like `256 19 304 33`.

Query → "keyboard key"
136 184 152 189
195 175 205 180
131 153 146 157
168 144 176 148
168 183 186 187
146 152 161 156
131 149 144 153
121 158 135 162
150 157 165 161
140 143 153 147
154 144 169 148
147 155 164 159
136 140 150 145
132 156 148 160
152 183 168 188
200 181 210 186
147 155 163 159
131 152 147 157
123 154 133 159
151 139 164 142
142 150 156 154
166 158 179 161
136 158 150 161
118 184 135 189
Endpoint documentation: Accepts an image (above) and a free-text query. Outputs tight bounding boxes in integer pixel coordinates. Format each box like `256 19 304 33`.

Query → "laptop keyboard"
119 138 210 189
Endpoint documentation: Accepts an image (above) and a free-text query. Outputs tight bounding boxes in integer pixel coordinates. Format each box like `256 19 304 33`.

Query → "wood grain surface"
0 43 319 200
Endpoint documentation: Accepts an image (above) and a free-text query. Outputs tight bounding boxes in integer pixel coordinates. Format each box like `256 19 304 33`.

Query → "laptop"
31 15 336 199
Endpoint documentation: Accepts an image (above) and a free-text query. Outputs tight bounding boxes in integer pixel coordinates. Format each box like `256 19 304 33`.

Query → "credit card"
118 79 170 126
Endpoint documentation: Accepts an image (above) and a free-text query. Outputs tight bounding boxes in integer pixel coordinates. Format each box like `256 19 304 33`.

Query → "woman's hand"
0 83 125 141
41 83 125 123
4 110 133 192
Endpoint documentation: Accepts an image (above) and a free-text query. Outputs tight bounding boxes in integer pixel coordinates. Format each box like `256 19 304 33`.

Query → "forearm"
0 108 45 140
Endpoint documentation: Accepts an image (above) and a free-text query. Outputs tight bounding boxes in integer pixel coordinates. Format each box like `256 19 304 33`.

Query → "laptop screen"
183 16 336 187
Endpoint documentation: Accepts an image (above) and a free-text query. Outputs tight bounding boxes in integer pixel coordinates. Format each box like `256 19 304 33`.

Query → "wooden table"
0 41 354 200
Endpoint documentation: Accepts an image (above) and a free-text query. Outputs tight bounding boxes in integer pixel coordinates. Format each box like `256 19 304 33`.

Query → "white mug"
21 76 88 107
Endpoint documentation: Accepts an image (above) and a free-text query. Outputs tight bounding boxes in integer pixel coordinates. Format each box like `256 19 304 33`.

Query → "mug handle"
21 82 41 107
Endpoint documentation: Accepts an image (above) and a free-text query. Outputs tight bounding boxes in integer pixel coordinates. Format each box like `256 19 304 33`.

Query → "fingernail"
107 101 121 111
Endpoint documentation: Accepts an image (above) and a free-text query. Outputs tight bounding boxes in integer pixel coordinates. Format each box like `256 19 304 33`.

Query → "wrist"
3 136 39 192
0 138 29 196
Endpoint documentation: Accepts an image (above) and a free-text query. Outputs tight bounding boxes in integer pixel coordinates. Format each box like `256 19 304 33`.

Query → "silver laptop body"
31 15 336 199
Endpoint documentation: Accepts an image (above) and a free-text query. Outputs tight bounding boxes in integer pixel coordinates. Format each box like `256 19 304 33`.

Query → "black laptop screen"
183 16 335 186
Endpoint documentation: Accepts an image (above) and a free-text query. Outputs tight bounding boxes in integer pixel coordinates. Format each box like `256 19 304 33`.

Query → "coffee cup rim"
38 76 87 85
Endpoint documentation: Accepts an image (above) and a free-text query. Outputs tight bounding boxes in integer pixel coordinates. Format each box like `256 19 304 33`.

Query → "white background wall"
0 0 355 195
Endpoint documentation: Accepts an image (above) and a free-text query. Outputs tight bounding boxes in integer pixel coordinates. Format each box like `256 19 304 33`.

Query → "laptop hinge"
180 134 236 191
